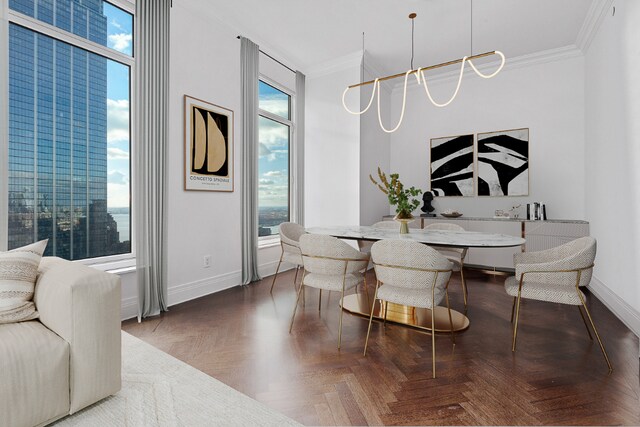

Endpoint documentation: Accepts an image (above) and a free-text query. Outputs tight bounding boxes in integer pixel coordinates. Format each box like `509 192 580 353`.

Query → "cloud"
107 183 130 208
107 147 129 159
259 117 289 150
110 18 123 31
108 170 128 185
260 97 289 118
264 170 283 177
108 33 132 53
107 99 129 144
259 179 274 185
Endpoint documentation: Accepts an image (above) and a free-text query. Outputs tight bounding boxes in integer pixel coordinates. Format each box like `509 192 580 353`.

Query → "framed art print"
477 128 529 196
430 134 474 197
184 95 234 192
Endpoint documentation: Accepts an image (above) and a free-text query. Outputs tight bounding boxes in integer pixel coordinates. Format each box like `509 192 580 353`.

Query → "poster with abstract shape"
184 95 234 191
477 128 529 196
430 134 475 197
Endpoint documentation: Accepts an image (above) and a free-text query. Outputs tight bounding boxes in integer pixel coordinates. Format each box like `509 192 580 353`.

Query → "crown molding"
362 50 394 94
576 0 614 53
390 45 584 93
306 51 363 79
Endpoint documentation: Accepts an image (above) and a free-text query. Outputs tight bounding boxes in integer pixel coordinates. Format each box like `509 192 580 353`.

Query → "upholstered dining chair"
270 222 306 293
357 220 401 256
290 234 369 349
364 239 454 378
423 222 469 309
505 236 612 372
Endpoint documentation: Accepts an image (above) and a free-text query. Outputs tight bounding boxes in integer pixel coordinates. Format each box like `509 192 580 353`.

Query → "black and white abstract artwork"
430 134 474 197
477 128 529 196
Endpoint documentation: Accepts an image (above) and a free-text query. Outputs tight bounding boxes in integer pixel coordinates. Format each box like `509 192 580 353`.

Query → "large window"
258 80 292 238
6 0 133 261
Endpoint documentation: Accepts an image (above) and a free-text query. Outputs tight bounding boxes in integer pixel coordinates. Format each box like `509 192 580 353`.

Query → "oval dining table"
305 225 526 333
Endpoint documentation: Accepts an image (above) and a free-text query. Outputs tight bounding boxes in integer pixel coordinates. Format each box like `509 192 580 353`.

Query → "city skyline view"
7 0 132 259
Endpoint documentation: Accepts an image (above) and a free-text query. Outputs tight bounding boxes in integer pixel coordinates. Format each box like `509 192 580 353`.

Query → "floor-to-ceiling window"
5 0 134 261
258 79 293 238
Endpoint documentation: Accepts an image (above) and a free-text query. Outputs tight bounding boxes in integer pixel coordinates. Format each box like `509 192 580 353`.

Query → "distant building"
7 1 128 259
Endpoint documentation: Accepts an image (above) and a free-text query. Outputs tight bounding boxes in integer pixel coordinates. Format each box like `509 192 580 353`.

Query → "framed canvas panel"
184 95 234 192
477 128 529 196
430 134 475 197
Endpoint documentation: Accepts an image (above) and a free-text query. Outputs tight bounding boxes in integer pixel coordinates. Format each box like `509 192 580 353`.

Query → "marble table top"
306 226 526 248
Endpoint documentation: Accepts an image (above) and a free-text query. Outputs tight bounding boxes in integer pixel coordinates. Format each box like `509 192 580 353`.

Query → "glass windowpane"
259 81 290 120
258 116 290 237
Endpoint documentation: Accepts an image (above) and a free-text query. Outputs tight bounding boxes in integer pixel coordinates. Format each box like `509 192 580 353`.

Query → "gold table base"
341 293 470 333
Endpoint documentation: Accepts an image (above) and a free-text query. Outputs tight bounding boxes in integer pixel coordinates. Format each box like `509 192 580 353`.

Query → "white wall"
305 60 362 227
389 54 586 221
359 57 392 226
584 0 640 333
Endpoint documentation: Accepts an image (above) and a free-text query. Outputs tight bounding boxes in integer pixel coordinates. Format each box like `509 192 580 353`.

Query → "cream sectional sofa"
0 257 122 427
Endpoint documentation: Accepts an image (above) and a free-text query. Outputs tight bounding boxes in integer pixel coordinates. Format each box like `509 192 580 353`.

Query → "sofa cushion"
0 240 48 324
0 321 70 427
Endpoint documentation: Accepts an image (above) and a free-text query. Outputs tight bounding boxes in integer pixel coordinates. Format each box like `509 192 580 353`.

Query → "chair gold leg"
289 282 305 333
318 289 322 312
293 265 300 289
578 293 613 372
460 264 468 309
445 288 455 345
510 297 516 323
577 305 593 341
431 301 437 379
338 285 346 350
383 301 388 326
512 279 524 352
363 275 370 309
431 272 438 379
363 281 380 356
269 255 283 294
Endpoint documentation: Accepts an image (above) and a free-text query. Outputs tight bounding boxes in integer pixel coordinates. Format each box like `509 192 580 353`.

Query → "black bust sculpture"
420 191 436 217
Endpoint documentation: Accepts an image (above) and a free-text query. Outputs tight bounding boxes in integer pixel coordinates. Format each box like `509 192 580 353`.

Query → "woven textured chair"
365 239 454 378
505 236 612 371
290 234 369 349
423 222 469 308
357 220 401 256
270 222 306 293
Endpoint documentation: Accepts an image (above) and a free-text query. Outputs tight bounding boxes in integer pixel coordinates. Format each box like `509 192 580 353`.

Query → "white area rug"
54 332 300 426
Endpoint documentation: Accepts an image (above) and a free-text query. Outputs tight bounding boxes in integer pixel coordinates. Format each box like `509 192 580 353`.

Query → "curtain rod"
236 36 296 74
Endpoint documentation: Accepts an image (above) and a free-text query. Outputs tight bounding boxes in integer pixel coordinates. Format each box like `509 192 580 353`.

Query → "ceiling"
202 0 594 75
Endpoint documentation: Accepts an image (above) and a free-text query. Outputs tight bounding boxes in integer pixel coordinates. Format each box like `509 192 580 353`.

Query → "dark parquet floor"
122 269 640 426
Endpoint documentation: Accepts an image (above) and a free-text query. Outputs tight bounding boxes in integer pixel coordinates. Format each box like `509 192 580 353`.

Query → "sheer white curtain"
294 71 305 225
241 37 261 285
136 0 170 319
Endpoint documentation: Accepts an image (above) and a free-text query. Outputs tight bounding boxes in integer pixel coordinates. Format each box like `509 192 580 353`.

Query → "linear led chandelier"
342 10 506 133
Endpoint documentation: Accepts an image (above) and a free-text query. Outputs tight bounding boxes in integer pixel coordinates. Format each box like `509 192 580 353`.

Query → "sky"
104 3 132 208
258 82 290 208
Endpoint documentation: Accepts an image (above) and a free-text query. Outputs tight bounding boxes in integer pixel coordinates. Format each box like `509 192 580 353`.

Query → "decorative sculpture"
420 191 436 217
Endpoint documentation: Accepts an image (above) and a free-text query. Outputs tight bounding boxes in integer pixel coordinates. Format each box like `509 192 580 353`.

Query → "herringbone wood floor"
123 269 640 426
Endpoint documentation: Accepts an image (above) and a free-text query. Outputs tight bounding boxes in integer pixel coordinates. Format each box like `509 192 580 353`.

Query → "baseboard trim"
168 270 242 308
121 296 138 321
588 275 640 338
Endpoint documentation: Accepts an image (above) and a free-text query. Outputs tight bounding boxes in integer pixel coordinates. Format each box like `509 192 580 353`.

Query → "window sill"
82 257 136 274
259 236 281 249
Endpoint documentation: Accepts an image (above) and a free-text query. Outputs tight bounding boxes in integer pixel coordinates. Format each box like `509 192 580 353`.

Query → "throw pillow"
0 239 48 324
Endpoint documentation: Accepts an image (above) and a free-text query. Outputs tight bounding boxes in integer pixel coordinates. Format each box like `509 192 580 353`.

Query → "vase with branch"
369 167 422 234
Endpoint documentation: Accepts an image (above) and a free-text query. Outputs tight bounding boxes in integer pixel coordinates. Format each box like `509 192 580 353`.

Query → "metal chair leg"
431 300 437 379
363 281 380 356
577 305 593 340
460 264 468 309
338 285 346 350
318 289 322 312
510 296 516 323
445 288 455 345
512 281 524 352
289 283 305 333
293 265 300 289
269 254 283 293
578 294 613 372
383 301 388 326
